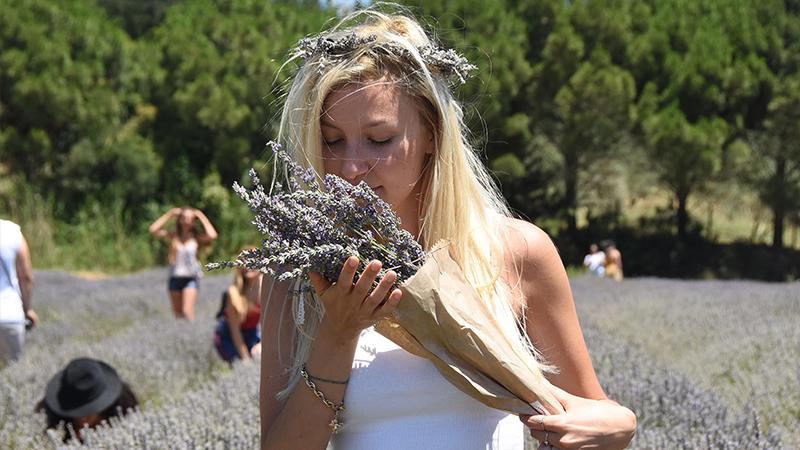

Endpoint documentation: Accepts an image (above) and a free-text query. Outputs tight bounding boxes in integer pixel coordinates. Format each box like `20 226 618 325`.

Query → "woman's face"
178 209 195 231
72 414 103 439
321 81 434 218
240 267 261 281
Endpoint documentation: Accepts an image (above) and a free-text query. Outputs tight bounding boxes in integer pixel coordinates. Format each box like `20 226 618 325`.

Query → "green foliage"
148 0 332 204
97 0 178 38
2 0 800 272
0 0 163 213
526 0 637 232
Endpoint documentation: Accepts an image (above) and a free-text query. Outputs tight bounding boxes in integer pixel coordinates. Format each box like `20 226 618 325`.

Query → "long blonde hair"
227 269 252 321
271 7 543 398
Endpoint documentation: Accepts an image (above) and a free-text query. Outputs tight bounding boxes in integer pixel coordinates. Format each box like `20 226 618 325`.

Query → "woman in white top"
259 9 636 450
0 219 37 364
149 207 218 320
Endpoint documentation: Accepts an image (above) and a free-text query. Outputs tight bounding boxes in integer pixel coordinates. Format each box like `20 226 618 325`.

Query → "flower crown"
295 31 477 85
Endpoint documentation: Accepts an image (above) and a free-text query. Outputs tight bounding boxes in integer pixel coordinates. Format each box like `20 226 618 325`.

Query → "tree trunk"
773 208 785 249
772 157 786 250
564 151 579 236
676 189 689 240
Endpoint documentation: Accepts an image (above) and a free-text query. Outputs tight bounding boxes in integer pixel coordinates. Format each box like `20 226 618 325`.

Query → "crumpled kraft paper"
375 241 564 415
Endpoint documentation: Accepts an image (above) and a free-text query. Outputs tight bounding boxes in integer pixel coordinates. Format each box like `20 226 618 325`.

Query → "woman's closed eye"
324 137 394 147
369 137 393 145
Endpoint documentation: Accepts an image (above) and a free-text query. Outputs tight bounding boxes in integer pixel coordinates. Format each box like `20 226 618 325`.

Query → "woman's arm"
15 235 37 326
225 303 251 361
149 208 179 239
192 209 218 245
505 219 636 449
260 257 401 450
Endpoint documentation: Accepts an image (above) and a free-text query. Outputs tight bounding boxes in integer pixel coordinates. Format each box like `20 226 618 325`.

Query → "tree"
627 0 770 239
0 0 162 214
642 104 725 238
97 0 178 38
147 0 333 203
524 0 637 234
746 76 800 249
397 0 562 218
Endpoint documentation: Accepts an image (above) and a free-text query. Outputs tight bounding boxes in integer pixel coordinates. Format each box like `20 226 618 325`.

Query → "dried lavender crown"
295 30 477 85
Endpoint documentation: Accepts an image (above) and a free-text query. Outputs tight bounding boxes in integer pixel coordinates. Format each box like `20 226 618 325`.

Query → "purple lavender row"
2 270 794 448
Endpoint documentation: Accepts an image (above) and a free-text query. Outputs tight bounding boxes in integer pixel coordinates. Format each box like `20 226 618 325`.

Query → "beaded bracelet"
300 364 346 434
308 371 349 385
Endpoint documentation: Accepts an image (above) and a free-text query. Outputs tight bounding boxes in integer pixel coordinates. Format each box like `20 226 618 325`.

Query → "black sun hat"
44 358 123 418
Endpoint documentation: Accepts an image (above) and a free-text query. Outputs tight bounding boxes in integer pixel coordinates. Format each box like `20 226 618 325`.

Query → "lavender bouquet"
212 142 564 416
207 141 425 288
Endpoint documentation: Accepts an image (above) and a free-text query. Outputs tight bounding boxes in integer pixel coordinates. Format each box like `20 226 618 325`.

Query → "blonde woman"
259 9 636 450
214 263 263 362
149 206 218 320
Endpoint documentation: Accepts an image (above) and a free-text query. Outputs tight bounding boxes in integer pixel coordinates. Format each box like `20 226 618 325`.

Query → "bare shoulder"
500 217 562 270
499 217 571 312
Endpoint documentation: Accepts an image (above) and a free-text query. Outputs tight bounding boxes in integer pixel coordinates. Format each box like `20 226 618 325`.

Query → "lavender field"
1 270 796 449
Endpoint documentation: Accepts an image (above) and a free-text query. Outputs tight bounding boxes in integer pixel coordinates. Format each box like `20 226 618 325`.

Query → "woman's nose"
339 144 373 184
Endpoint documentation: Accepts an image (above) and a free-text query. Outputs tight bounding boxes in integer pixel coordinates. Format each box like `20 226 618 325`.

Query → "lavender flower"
209 141 425 287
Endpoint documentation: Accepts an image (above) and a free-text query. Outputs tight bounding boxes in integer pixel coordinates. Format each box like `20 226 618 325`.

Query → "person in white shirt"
583 243 606 277
0 219 38 364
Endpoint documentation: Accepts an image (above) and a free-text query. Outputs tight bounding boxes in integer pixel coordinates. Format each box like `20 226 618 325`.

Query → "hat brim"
44 360 123 419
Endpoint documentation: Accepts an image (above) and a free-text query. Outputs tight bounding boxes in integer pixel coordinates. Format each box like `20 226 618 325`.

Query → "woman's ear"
425 128 436 154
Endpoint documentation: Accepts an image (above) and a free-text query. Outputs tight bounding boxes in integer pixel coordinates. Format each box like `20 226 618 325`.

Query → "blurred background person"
149 206 218 320
0 218 38 365
214 260 262 363
37 357 139 442
602 240 625 282
582 243 606 277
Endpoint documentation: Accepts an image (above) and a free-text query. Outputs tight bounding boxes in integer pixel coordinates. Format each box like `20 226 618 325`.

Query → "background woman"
149 206 218 320
259 9 636 450
37 357 138 442
214 262 263 363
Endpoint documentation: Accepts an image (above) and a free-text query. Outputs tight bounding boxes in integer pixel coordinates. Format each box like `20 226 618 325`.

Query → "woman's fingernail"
348 257 358 268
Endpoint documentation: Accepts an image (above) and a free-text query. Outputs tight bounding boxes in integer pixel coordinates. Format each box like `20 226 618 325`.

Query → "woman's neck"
394 190 425 243
242 279 260 303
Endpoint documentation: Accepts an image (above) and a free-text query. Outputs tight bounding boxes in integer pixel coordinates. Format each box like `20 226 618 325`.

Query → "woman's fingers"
308 272 331 296
521 413 564 448
335 256 360 290
544 381 576 410
363 270 397 311
529 429 560 449
352 260 382 299
373 288 402 318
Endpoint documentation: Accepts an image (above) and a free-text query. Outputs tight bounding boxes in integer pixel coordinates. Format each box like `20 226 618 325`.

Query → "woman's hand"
520 383 636 450
25 309 39 329
308 256 402 344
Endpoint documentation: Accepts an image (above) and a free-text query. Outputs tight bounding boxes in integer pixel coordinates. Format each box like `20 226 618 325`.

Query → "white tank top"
329 326 524 450
171 238 200 277
0 219 24 323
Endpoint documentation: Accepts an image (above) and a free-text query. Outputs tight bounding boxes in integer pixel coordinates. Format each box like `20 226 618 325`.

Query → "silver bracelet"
300 364 346 434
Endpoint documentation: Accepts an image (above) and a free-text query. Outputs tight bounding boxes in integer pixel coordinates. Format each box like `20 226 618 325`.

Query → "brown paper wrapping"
375 241 565 415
